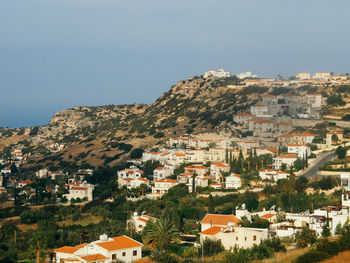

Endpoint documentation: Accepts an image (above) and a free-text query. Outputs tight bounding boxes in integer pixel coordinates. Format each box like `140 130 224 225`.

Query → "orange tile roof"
180 172 194 176
199 226 222 235
138 178 149 182
211 163 229 167
71 186 87 190
327 131 343 135
97 236 142 251
261 213 276 219
79 254 108 262
235 113 254 116
137 218 148 223
201 214 240 226
54 246 80 254
175 153 186 157
154 178 178 183
248 118 274 124
276 154 297 159
297 133 315 137
279 134 294 138
267 148 278 153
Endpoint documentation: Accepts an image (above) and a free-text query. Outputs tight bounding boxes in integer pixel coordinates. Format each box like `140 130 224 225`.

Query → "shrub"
342 114 350 121
154 132 165 138
200 238 224 257
327 95 345 106
295 250 330 263
129 148 144 159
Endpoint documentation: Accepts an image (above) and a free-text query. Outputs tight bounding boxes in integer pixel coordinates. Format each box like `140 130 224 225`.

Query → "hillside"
0 76 342 170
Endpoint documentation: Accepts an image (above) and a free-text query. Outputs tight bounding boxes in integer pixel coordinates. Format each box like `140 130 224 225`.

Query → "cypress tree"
208 194 215 213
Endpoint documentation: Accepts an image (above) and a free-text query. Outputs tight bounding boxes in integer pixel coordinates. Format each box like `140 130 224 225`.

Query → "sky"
0 0 349 128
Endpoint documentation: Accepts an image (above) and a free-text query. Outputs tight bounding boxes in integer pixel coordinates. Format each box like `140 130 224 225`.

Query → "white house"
177 172 194 184
225 173 241 189
153 165 175 180
200 214 241 232
199 214 268 249
118 178 150 190
237 71 258 79
63 181 94 202
313 72 331 80
54 235 143 263
250 104 269 117
203 69 230 78
188 176 209 192
129 212 157 232
1 166 11 174
185 165 209 177
296 72 311 80
259 170 288 181
17 180 34 188
233 113 255 125
326 131 343 145
152 178 178 196
210 163 230 182
273 154 298 170
117 166 143 179
287 144 311 158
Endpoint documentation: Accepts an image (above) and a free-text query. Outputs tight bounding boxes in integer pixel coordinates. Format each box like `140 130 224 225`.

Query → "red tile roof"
79 254 108 262
261 213 276 219
199 226 222 236
97 236 142 251
201 214 240 226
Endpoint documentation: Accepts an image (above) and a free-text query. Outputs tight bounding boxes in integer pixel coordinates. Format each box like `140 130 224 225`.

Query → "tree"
143 217 180 252
322 221 331 237
201 238 224 257
295 176 308 193
327 95 345 106
296 227 317 248
140 183 148 196
10 163 18 174
294 158 304 171
331 134 339 144
183 247 198 258
208 194 215 213
129 148 144 159
335 146 347 159
192 174 196 193
171 208 184 231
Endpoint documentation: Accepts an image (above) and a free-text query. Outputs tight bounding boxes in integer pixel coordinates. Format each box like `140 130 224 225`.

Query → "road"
297 151 336 178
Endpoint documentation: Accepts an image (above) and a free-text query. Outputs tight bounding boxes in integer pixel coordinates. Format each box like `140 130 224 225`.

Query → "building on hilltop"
237 71 258 79
203 69 230 78
296 72 311 80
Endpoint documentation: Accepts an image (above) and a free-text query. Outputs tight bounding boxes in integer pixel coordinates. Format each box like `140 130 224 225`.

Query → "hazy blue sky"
1 0 349 128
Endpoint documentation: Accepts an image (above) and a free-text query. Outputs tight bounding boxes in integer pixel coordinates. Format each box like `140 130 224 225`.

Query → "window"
253 235 257 241
236 237 238 241
122 252 126 257
112 254 117 260
133 250 137 256
245 236 247 241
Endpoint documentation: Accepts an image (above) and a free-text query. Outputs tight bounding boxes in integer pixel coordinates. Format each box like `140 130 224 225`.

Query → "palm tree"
140 183 148 196
143 217 180 251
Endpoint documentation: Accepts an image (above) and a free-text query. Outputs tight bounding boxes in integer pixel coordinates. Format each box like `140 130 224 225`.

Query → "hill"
0 76 344 170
